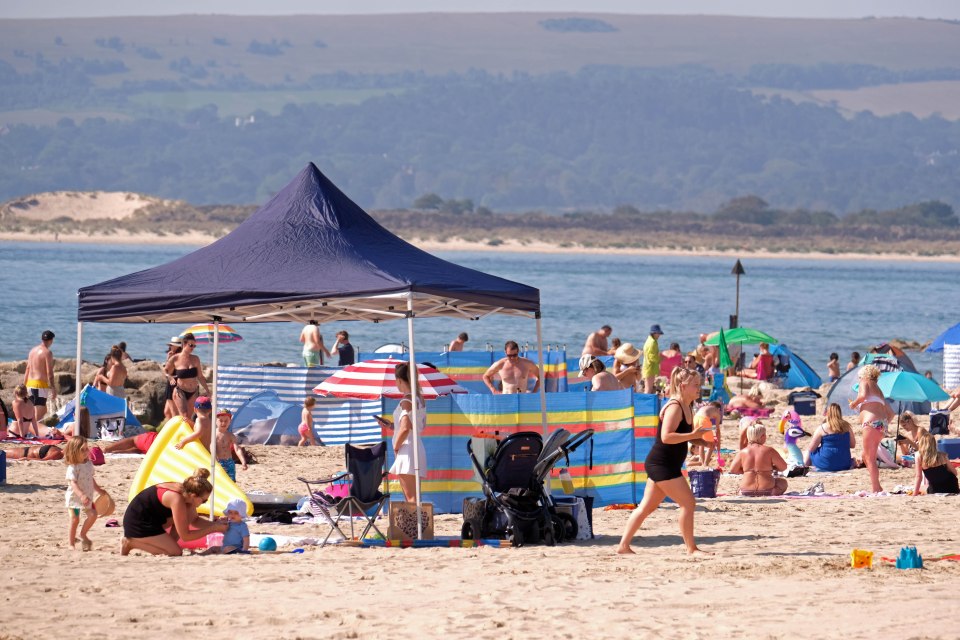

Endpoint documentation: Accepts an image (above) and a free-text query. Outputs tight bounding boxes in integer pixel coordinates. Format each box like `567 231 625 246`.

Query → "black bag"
930 411 950 436
258 510 293 524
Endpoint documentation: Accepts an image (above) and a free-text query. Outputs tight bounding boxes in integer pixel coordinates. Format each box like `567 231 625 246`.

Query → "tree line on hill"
1 66 959 212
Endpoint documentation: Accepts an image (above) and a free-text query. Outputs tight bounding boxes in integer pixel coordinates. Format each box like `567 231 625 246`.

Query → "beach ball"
258 537 277 552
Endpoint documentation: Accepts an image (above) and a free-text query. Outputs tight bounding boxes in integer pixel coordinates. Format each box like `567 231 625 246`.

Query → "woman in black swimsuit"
617 367 713 556
122 467 228 556
6 444 63 461
163 333 210 420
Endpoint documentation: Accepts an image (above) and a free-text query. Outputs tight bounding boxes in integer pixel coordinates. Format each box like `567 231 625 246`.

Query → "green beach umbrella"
717 327 733 370
704 327 778 347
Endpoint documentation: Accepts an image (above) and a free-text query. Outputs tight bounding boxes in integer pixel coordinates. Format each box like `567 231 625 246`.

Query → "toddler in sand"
203 499 251 554
215 408 247 482
64 436 106 551
298 396 318 446
690 401 723 466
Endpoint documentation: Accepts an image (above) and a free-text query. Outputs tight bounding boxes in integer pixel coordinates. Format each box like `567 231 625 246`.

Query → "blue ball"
258 537 277 552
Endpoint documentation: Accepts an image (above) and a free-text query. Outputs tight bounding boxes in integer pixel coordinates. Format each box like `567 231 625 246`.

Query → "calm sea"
0 241 954 380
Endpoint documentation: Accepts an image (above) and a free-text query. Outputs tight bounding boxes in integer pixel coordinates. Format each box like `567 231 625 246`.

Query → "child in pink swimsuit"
297 396 318 446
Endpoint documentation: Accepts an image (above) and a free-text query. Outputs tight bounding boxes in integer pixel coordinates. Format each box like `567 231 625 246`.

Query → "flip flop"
105 519 120 528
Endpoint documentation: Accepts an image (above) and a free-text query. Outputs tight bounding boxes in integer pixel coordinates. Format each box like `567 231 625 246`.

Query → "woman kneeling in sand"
617 367 713 556
729 422 788 496
121 468 228 556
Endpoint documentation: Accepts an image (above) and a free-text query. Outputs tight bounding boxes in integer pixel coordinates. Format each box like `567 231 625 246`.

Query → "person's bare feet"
120 537 132 556
688 548 713 557
69 538 77 551
81 538 92 552
615 545 636 555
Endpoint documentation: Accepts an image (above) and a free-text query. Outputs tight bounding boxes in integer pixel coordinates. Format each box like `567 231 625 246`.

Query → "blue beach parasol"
879 370 950 450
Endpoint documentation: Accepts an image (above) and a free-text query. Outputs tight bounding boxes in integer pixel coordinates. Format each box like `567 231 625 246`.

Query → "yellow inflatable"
127 416 252 517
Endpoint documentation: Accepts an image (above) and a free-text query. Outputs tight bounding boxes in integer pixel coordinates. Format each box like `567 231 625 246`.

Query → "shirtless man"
483 341 540 394
23 330 56 422
299 321 330 367
582 325 614 357
729 422 788 496
448 332 468 352
97 345 127 398
581 357 621 391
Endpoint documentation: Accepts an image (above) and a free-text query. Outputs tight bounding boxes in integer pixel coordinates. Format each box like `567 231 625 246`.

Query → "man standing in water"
299 321 330 367
582 325 614 356
483 341 540 394
24 330 56 421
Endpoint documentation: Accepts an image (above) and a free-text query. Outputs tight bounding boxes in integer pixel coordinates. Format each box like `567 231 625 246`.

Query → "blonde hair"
64 436 89 465
900 411 917 429
824 403 852 434
746 423 767 444
304 396 316 408
14 384 28 400
916 428 948 469
667 367 700 400
182 468 213 498
859 364 881 381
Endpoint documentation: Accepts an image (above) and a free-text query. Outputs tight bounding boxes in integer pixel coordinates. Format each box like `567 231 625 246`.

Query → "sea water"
0 241 954 380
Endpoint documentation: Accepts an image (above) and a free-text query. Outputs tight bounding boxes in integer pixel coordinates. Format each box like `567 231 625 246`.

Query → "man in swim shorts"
299 321 330 367
24 330 56 422
483 340 541 394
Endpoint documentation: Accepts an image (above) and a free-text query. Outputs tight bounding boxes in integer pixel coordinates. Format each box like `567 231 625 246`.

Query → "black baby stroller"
462 428 593 547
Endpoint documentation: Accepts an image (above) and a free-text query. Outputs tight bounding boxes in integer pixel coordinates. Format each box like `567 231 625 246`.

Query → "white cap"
224 498 247 517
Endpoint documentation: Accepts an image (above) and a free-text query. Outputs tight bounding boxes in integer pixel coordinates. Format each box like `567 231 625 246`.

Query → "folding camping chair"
298 441 390 547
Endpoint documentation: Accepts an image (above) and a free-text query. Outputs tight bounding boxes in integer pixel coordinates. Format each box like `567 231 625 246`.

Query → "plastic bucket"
689 469 721 498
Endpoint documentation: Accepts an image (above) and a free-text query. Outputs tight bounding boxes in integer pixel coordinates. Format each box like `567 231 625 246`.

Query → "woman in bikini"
730 422 788 496
121 467 228 556
617 367 713 556
6 444 64 461
11 384 41 439
849 364 894 493
163 333 210 420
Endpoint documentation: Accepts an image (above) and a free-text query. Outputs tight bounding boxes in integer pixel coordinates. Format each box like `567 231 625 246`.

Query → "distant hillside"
2 13 959 81
0 190 173 221
2 14 960 213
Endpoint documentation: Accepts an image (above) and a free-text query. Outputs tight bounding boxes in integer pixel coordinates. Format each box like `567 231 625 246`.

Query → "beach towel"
729 407 774 418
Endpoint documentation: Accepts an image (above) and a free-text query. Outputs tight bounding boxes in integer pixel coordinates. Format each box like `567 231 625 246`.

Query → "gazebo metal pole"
75 322 84 436
406 296 424 540
535 313 548 437
208 317 220 521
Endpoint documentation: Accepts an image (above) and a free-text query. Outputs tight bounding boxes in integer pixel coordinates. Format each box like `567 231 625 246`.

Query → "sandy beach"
4 229 960 263
2 402 959 640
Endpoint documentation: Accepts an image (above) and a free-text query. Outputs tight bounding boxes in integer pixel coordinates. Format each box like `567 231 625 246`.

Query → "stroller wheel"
505 525 524 548
551 515 566 544
542 523 556 547
555 512 578 542
461 518 483 541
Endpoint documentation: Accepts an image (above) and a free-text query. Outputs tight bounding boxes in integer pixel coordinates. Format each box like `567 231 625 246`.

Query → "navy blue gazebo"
76 163 543 536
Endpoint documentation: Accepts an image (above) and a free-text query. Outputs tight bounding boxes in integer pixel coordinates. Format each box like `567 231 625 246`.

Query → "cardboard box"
388 501 434 540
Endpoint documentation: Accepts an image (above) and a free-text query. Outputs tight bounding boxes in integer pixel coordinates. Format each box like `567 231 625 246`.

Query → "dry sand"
2 400 959 640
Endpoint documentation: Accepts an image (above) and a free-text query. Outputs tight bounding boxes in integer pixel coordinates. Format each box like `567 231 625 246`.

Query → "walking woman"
849 364 894 493
617 367 713 555
163 333 210 420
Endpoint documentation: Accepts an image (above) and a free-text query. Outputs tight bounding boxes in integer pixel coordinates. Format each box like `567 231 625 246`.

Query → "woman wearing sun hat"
612 343 642 390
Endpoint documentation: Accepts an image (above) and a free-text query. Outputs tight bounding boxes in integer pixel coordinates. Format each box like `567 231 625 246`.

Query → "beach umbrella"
180 323 243 344
314 359 467 400
704 327 778 347
879 370 950 450
925 322 960 353
717 327 733 370
878 371 949 404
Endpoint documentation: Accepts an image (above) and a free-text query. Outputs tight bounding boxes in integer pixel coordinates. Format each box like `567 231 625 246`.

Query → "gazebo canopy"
78 163 540 324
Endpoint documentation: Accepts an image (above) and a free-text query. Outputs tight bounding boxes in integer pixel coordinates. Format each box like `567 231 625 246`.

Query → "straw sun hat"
94 491 115 517
615 343 641 364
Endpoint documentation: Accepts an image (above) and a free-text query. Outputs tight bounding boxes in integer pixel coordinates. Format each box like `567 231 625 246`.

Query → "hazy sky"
3 0 960 20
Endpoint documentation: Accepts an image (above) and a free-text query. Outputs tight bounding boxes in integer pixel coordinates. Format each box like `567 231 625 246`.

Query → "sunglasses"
185 343 196 348
506 352 519 359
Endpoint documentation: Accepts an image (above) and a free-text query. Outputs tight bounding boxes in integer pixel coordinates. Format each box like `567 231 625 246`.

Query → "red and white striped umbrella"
314 359 467 400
